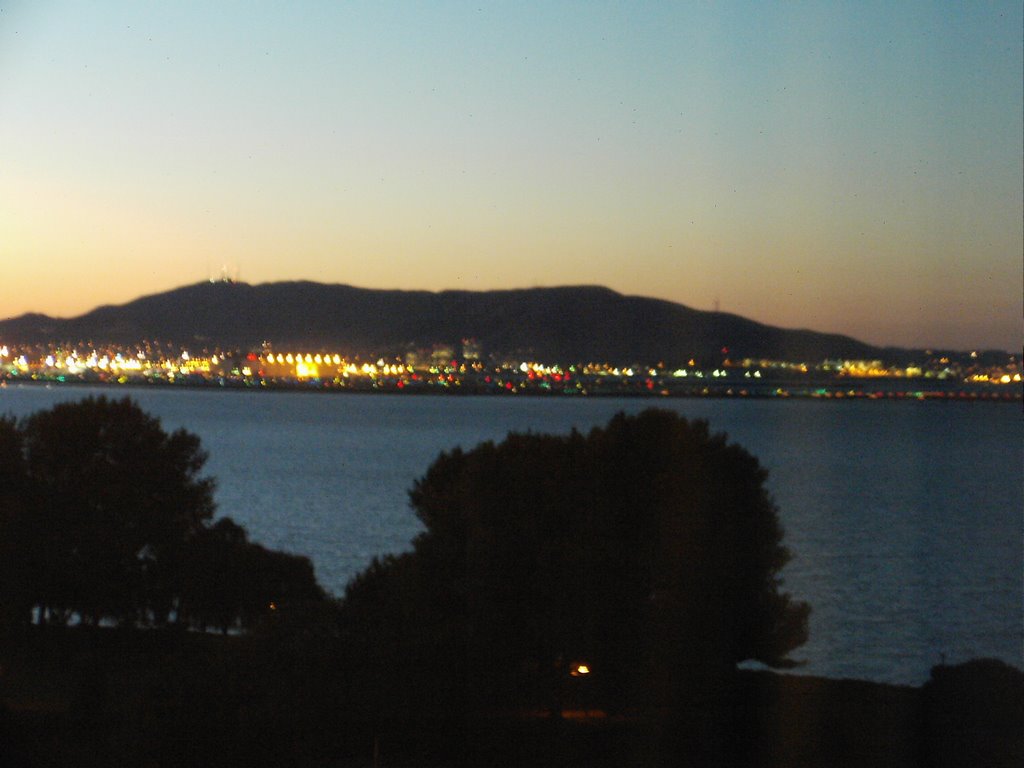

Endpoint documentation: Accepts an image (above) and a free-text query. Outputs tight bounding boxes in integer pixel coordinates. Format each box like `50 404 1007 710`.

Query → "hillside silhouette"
0 280 910 365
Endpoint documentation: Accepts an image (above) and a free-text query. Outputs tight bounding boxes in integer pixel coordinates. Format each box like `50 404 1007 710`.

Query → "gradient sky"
1 2 1021 351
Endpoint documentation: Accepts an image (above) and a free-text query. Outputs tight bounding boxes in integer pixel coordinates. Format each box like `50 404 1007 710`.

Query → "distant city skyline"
1 2 1021 351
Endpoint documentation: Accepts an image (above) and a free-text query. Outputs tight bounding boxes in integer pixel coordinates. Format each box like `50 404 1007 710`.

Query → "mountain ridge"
0 280 971 365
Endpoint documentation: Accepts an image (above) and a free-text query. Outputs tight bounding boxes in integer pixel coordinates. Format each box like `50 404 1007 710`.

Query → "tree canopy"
0 396 325 632
343 408 810 710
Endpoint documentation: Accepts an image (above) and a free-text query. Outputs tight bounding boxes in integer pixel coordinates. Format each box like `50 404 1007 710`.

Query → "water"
2 383 1020 685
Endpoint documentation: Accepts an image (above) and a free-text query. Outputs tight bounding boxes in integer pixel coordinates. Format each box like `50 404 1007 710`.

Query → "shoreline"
1 374 1019 402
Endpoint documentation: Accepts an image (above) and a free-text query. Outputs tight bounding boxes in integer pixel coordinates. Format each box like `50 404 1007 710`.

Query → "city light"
0 339 1018 399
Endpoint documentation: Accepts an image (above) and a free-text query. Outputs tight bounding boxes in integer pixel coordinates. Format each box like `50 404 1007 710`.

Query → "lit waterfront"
0 340 1019 399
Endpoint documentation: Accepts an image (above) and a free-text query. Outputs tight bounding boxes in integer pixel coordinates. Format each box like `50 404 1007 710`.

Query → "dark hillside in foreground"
1 628 1021 767
0 280 918 365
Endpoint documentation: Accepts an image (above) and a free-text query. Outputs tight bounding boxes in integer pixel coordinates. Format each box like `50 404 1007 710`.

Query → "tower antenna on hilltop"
207 264 239 284
212 263 240 284
713 296 720 313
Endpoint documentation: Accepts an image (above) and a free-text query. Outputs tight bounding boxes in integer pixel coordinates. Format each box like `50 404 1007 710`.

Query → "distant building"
461 337 483 360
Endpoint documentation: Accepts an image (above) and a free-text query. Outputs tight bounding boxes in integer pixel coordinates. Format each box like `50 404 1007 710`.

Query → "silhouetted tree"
0 396 327 632
180 518 326 633
179 517 252 633
15 396 215 625
0 416 34 628
343 409 810 712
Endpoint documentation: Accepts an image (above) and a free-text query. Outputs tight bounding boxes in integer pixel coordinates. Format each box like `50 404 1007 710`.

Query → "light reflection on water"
2 384 1020 685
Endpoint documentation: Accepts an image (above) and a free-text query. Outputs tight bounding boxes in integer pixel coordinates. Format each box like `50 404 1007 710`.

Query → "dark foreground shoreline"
2 627 1021 767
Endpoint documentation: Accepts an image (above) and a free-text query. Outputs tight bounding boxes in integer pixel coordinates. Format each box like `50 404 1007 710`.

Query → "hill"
0 280 913 365
2 628 1021 767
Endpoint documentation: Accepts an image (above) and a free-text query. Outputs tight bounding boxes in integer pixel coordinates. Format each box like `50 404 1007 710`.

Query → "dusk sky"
1 1 1021 351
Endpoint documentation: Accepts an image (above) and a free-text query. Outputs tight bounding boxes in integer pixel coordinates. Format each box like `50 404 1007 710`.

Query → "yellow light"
295 362 318 378
571 663 591 676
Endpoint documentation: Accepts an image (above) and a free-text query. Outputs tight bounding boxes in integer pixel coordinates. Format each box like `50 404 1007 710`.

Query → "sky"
1 2 1021 351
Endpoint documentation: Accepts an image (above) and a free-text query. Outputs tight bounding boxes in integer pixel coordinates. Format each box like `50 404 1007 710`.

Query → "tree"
15 396 215 625
179 518 326 634
343 408 810 711
0 416 34 627
1 395 326 631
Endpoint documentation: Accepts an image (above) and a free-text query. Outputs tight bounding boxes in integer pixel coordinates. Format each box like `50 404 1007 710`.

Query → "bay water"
2 383 1020 685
